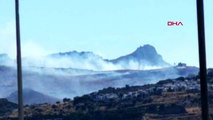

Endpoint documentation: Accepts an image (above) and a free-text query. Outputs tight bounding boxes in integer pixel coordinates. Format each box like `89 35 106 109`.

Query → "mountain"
0 45 170 70
111 45 169 68
46 51 107 70
50 51 103 60
7 88 60 105
0 44 198 102
48 44 170 70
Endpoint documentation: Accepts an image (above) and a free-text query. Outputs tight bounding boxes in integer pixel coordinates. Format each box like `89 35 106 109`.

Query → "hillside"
7 88 60 105
0 99 17 117
0 65 199 100
3 69 213 120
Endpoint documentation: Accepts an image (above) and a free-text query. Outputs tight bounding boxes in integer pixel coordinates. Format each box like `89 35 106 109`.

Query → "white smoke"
21 41 48 58
0 22 167 71
0 21 16 59
22 55 165 71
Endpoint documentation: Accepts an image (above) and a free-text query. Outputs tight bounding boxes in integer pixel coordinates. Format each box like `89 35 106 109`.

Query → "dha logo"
167 21 183 26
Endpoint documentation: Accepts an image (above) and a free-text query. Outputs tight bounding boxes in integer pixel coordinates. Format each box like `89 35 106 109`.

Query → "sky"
0 0 212 67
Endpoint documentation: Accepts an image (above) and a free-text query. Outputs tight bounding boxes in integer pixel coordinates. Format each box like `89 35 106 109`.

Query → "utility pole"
196 0 209 119
15 0 24 120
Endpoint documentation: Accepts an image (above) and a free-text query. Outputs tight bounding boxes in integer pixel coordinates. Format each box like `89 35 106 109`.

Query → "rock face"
7 88 60 105
111 45 169 68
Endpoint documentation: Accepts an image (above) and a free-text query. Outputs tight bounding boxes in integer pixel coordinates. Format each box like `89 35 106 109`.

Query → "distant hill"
0 65 199 100
4 72 213 120
47 44 170 70
50 51 104 60
0 44 198 101
110 45 169 67
7 88 60 105
0 44 170 70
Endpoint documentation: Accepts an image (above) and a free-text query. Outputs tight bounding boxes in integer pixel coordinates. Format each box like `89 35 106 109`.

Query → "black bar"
15 0 24 120
196 0 209 119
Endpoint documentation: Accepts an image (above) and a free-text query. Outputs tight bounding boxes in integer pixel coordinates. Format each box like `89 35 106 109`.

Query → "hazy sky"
0 0 212 67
